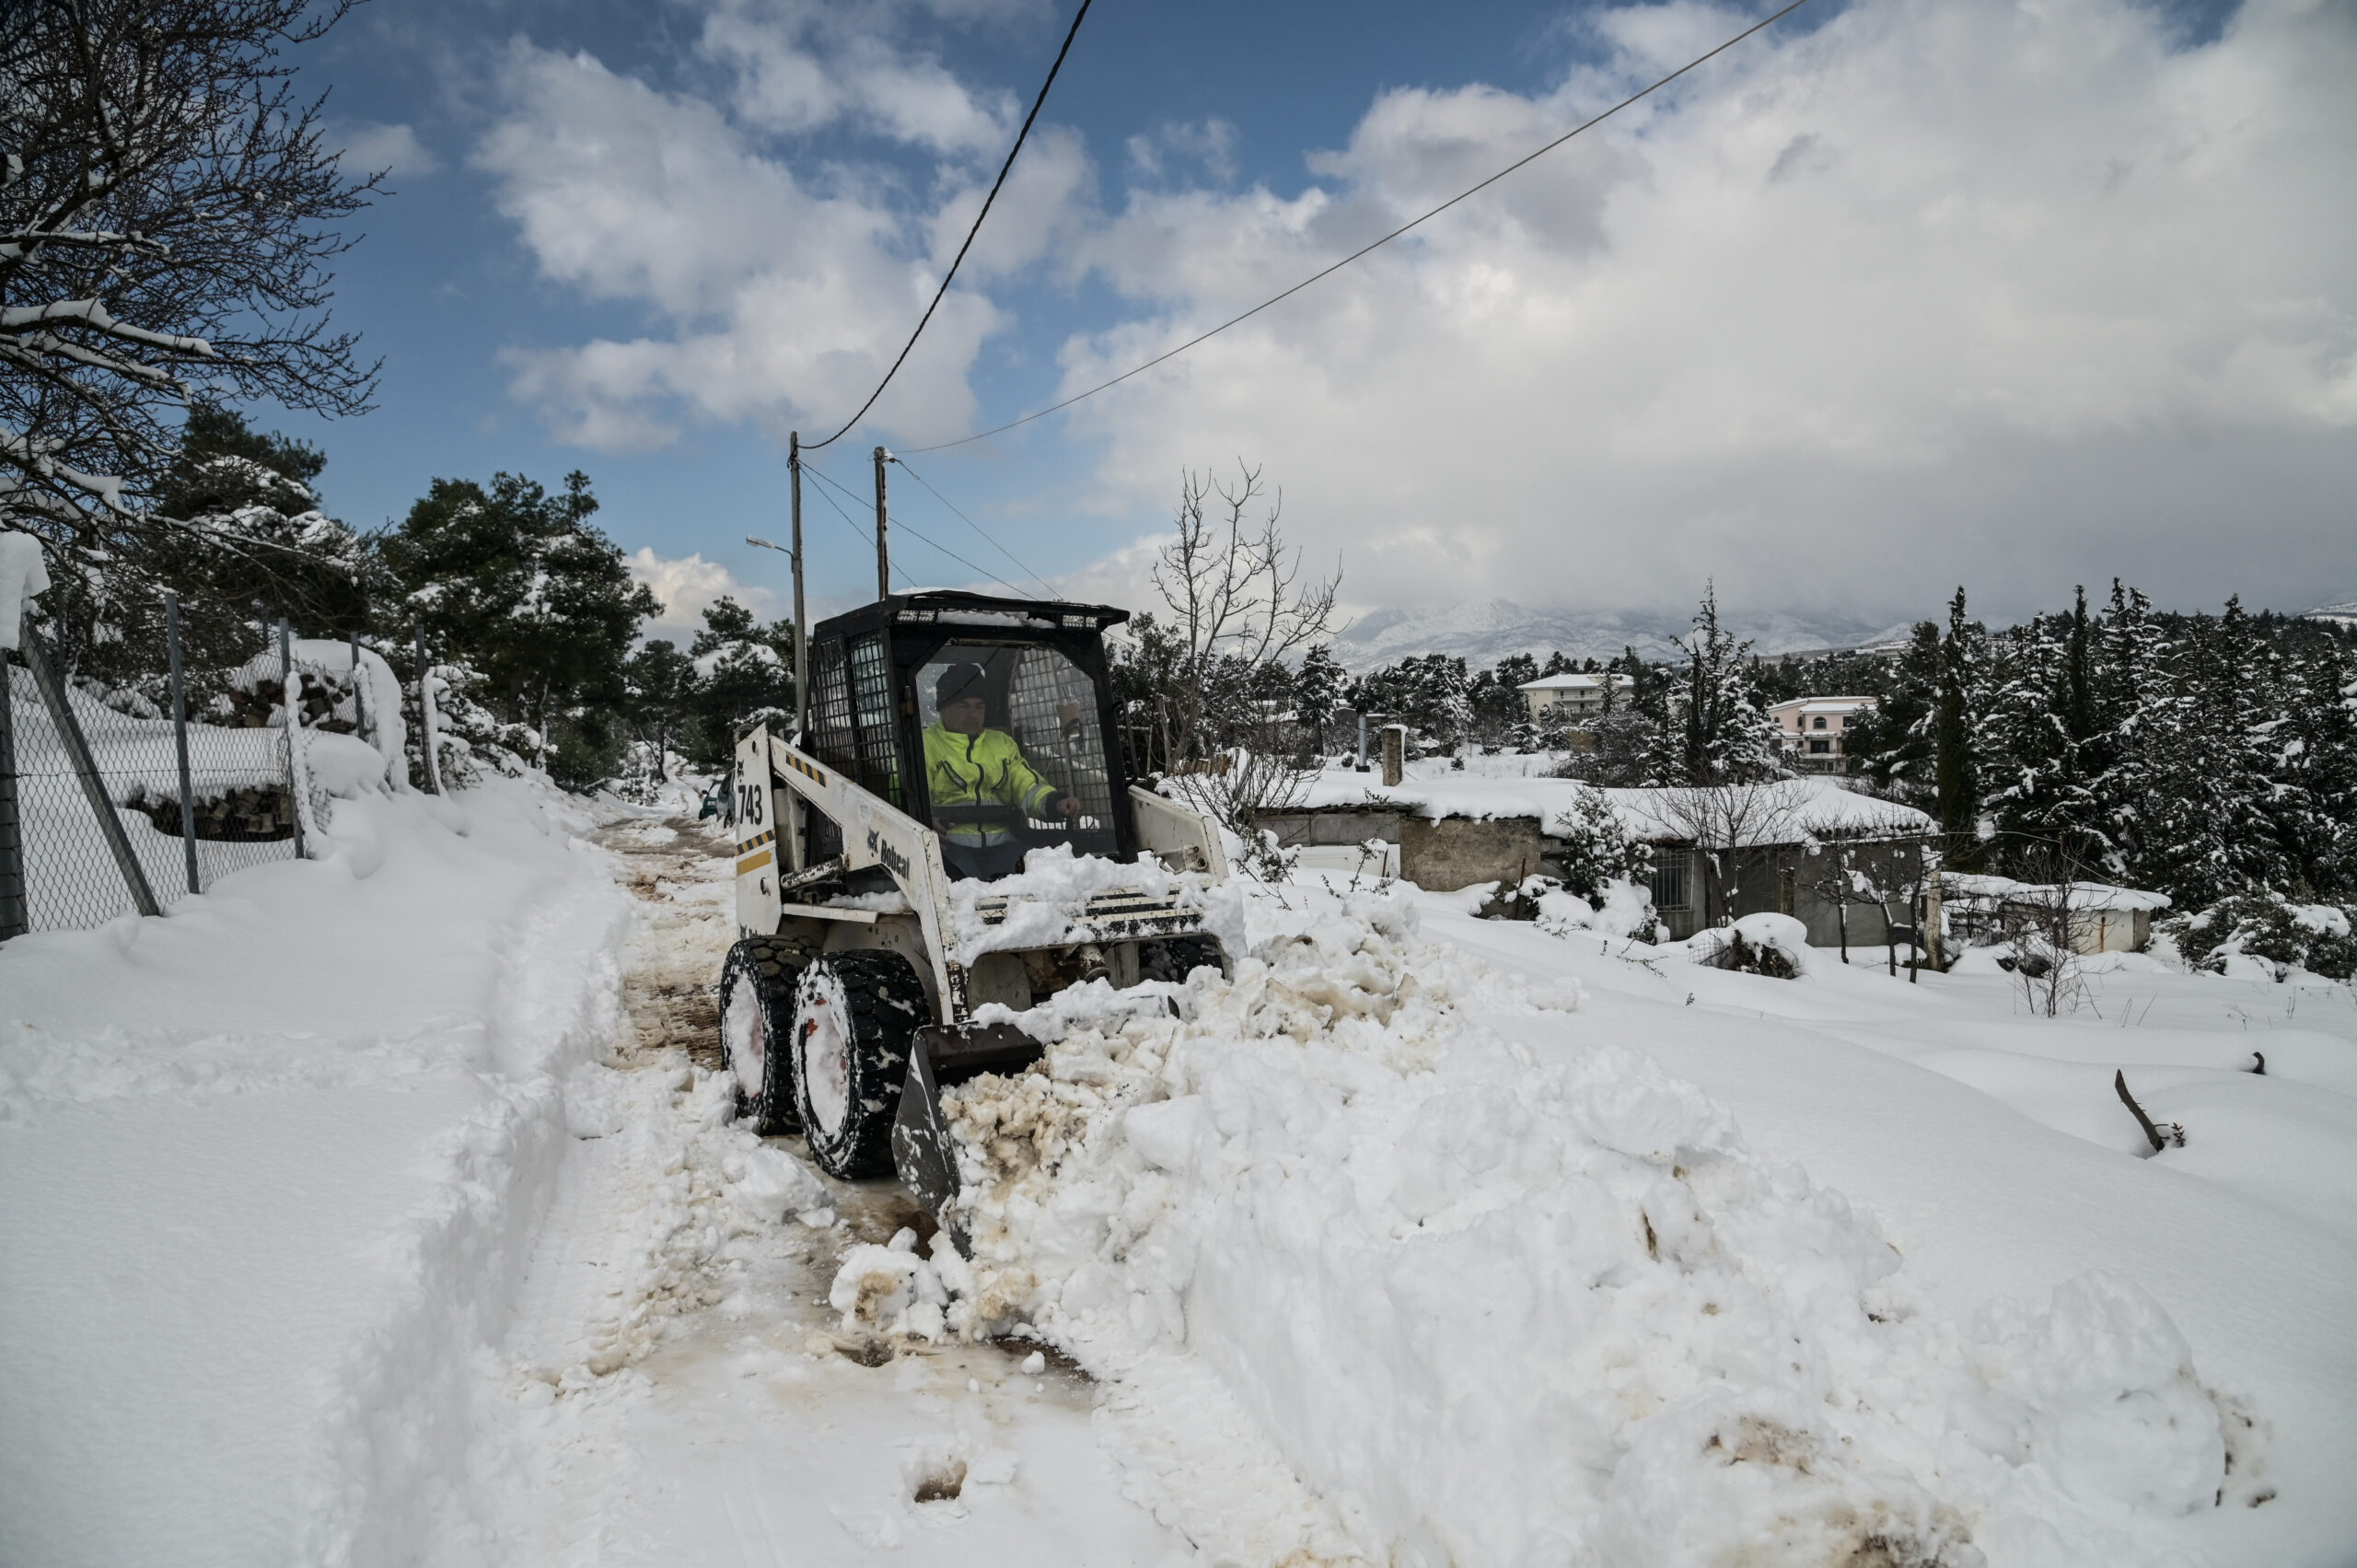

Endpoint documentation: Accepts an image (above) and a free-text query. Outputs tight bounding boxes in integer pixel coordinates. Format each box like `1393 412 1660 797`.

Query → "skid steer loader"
718 590 1230 1236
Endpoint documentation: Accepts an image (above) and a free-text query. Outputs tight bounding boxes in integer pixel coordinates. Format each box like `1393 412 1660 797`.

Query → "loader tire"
1140 935 1226 985
794 950 930 1180
719 936 807 1134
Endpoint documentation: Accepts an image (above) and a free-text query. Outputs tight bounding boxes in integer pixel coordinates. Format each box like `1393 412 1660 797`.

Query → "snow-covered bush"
1550 783 1654 900
1689 912 1811 978
409 657 534 788
1478 873 1660 943
2170 892 2357 981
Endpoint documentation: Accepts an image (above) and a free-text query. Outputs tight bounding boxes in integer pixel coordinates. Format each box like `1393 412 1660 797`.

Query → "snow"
897 877 2351 1565
1944 873 2173 913
0 777 629 1567
229 638 410 775
5 767 2351 1567
0 530 47 651
1295 761 1937 843
941 842 1246 964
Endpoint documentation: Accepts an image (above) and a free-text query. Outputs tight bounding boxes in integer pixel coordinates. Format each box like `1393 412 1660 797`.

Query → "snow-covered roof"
1517 673 1635 692
1768 696 1876 714
1291 765 1935 845
1940 874 2171 912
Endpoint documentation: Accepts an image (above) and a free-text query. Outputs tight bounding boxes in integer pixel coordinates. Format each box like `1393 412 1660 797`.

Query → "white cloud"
1044 0 2357 620
698 0 1017 154
338 121 439 178
628 548 780 645
477 0 2357 621
475 41 1005 449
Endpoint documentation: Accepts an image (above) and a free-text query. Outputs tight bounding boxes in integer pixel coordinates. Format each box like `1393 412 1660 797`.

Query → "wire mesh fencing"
1 606 427 939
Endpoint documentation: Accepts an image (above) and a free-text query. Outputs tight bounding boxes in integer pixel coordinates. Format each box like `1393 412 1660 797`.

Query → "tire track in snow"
495 810 1189 1566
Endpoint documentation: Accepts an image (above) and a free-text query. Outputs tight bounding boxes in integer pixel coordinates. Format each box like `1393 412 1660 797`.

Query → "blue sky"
274 0 2344 641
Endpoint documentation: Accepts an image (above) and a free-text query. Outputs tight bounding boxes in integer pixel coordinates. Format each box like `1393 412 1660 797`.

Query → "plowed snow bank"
876 885 2259 1566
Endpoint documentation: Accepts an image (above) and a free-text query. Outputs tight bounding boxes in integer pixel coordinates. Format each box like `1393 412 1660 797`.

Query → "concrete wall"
1655 840 1928 951
1260 809 1406 848
1400 816 1546 892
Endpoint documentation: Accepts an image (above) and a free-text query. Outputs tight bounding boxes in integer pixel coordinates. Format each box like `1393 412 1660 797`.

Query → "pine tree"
380 470 660 787
1294 644 1348 753
1847 621 1939 804
680 596 795 767
1645 586 1782 785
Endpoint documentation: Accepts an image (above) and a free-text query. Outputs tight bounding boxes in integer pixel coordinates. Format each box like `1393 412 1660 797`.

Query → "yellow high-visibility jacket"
923 724 1062 844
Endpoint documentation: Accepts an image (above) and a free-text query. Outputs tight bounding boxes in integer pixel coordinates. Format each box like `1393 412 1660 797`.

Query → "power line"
806 0 1094 450
796 461 911 588
802 459 1028 596
890 455 1060 598
905 0 1814 455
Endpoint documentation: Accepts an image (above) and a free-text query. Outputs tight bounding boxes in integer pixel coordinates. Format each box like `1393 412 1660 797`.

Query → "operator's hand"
1059 796 1083 819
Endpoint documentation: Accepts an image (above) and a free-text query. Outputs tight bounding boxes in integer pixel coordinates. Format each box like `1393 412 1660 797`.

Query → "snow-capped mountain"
2302 594 2357 629
1326 599 1916 671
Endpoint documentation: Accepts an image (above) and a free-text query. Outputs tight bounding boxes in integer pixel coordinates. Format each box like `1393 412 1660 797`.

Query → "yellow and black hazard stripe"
737 826 776 877
785 754 828 787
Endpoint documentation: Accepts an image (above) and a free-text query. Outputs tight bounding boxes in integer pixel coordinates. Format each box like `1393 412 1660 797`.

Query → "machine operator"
923 662 1082 880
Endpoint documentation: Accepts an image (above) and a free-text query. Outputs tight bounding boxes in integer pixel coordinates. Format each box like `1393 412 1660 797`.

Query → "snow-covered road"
491 813 1190 1565
6 781 2352 1566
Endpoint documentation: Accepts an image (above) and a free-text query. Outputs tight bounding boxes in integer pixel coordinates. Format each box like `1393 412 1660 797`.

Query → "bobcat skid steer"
718 590 1230 1239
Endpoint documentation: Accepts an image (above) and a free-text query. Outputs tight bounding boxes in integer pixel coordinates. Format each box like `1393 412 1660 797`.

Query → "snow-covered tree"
1933 588 1980 849
1 0 377 607
379 470 658 788
1292 643 1347 754
684 595 795 767
1644 585 1782 786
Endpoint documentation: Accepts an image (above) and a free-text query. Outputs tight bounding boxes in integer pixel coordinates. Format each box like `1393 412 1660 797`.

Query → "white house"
1769 696 1875 774
1517 672 1635 725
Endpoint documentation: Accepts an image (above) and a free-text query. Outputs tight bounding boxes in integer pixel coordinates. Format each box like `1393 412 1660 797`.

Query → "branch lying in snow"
2114 1070 2186 1155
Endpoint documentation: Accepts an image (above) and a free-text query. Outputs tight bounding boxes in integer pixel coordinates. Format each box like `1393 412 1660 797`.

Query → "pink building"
1769 696 1875 774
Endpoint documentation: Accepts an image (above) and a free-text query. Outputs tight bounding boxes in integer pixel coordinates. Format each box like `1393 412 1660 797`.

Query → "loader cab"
798 592 1135 880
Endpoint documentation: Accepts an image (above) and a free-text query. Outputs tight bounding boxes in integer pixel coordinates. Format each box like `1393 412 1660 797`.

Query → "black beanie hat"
935 662 988 707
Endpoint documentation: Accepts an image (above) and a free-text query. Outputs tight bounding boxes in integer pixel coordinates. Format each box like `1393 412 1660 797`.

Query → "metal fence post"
415 628 442 795
21 629 162 918
165 592 201 896
278 618 305 860
349 629 367 747
0 648 24 940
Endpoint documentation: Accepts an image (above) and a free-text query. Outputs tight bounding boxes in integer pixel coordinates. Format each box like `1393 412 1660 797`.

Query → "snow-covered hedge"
2171 892 2357 981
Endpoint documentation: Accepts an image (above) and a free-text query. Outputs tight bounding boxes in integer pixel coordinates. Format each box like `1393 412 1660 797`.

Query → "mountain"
2301 594 2357 629
1325 599 1917 671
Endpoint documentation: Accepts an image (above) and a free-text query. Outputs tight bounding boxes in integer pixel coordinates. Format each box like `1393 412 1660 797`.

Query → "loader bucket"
890 1022 1044 1252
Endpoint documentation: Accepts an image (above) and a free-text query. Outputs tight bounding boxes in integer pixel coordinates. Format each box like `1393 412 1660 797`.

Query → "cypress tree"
1934 587 1977 852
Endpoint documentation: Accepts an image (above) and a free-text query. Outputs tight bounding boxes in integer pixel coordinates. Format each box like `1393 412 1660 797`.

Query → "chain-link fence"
1 603 430 939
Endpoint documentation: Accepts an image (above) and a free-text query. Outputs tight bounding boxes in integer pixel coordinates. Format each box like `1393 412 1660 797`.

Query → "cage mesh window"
848 633 900 805
807 639 855 775
1005 647 1115 843
1650 846 1692 912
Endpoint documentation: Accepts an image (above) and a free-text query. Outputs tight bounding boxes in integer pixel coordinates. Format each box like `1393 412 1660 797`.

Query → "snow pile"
878 885 2256 1565
1536 877 1659 941
941 842 1247 964
0 778 633 1568
1685 911 1815 976
230 638 411 775
0 530 48 651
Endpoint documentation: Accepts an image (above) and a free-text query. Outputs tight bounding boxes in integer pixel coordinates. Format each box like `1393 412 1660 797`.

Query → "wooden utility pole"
789 431 808 736
873 446 891 599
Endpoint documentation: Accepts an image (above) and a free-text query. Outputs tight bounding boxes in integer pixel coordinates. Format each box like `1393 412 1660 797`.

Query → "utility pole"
873 445 891 600
789 431 808 737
